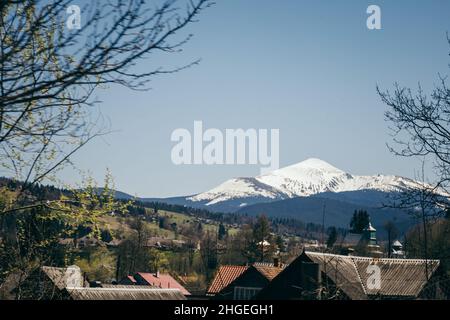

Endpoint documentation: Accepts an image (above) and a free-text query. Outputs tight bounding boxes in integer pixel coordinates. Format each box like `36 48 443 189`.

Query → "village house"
390 240 405 258
144 237 194 251
121 272 191 295
338 222 383 257
0 265 87 299
360 222 383 256
207 260 285 300
206 265 249 297
255 250 449 300
68 287 186 300
212 263 285 300
0 265 186 300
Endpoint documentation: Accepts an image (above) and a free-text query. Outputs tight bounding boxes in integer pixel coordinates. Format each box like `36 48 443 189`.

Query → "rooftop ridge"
305 251 440 263
68 287 182 292
350 257 367 295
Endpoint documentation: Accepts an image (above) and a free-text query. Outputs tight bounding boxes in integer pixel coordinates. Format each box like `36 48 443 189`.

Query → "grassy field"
98 209 240 240
98 214 175 239
157 210 240 236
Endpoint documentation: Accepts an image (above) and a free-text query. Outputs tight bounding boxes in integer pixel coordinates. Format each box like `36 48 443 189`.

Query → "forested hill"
0 176 333 239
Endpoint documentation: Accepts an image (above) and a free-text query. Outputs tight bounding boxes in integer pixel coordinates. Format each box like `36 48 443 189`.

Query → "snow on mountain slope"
187 158 422 207
257 158 352 197
190 177 288 205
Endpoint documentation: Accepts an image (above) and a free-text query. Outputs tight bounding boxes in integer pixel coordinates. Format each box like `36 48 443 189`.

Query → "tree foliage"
0 171 129 289
0 0 211 199
326 226 337 248
240 215 276 263
218 223 227 240
75 246 116 283
349 210 370 233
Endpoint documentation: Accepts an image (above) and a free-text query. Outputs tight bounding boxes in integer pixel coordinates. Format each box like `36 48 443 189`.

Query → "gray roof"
98 284 156 289
392 240 403 247
305 252 368 299
68 287 186 300
0 271 25 299
41 265 84 290
305 251 440 299
339 233 363 247
365 222 376 232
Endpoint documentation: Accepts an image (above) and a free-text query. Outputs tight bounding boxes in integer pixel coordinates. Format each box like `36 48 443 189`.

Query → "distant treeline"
127 200 345 238
0 176 344 238
0 177 69 200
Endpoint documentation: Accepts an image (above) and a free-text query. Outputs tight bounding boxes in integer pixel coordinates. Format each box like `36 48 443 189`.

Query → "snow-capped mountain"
187 158 421 210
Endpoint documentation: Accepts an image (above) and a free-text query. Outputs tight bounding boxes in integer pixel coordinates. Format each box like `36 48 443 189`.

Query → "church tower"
362 222 383 257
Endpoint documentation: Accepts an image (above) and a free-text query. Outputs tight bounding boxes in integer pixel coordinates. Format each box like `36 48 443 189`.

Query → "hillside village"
1 177 450 300
1 226 449 300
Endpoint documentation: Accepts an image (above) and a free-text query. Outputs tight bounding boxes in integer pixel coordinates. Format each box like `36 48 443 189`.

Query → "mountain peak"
267 158 344 178
293 158 341 171
188 157 422 210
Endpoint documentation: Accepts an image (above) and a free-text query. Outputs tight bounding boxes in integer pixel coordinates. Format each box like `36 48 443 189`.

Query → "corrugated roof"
305 252 441 299
305 252 368 300
41 265 84 290
207 265 249 294
135 273 190 295
99 284 154 289
68 287 186 300
352 256 440 297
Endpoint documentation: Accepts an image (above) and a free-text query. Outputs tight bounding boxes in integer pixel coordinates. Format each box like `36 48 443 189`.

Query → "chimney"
89 280 102 288
83 272 88 287
273 257 280 268
155 270 160 278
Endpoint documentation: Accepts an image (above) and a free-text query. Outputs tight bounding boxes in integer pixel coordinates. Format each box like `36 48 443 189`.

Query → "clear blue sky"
57 0 450 197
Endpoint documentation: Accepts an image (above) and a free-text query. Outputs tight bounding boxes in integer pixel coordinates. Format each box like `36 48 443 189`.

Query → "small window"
233 286 262 300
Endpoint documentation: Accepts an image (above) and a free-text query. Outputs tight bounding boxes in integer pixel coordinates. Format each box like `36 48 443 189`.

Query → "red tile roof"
207 265 249 295
135 273 190 295
252 265 284 281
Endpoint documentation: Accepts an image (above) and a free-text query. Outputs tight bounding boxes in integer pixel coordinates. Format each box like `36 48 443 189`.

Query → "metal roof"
98 284 155 289
392 240 403 247
305 251 440 299
339 233 363 247
365 222 376 232
41 265 84 290
305 252 368 300
68 287 186 300
135 272 191 295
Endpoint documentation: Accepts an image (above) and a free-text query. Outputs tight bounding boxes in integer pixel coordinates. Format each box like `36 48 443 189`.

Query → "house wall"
133 274 149 286
213 268 269 300
255 256 323 300
418 270 450 300
119 277 136 285
12 270 71 300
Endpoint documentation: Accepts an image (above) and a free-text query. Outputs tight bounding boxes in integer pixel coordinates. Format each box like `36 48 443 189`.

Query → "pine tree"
252 215 271 262
218 223 227 240
326 227 338 248
350 210 370 233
